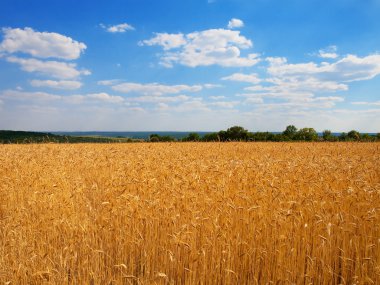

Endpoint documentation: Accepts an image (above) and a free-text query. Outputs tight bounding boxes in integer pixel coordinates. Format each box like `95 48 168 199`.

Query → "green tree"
295 128 318 141
347 130 360 141
252 132 271 141
217 130 228 141
149 134 160 142
339 132 348 141
322 130 333 141
182 132 201 142
225 126 249 141
283 125 298 139
360 133 373 142
202 133 219 142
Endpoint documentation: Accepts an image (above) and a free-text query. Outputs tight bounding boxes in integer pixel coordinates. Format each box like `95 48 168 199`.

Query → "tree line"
1 128 379 144
149 126 380 142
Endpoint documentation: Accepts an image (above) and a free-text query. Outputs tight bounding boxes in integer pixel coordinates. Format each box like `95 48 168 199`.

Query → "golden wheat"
0 142 379 284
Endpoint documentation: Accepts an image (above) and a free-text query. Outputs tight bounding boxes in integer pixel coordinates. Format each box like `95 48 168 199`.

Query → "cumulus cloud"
140 28 259 67
128 95 190 103
175 100 210 112
203 83 223 89
222 73 261 84
233 54 379 110
102 23 135 33
97 79 122 86
242 95 345 110
247 78 348 94
0 27 86 60
112 82 203 95
85 93 124 103
6 56 90 79
152 98 211 113
63 93 125 104
0 90 124 104
227 18 244 29
210 95 226 100
30 80 82 90
318 45 338 59
156 102 170 111
267 54 380 82
0 89 61 101
209 101 239 108
140 33 187 50
239 53 380 109
244 97 264 104
351 100 380 106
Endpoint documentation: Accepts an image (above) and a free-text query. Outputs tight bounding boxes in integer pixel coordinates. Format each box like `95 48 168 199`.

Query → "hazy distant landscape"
51 130 379 139
52 131 213 140
2 125 380 143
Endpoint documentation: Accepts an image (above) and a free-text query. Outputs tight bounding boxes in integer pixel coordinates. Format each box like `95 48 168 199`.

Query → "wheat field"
0 143 379 284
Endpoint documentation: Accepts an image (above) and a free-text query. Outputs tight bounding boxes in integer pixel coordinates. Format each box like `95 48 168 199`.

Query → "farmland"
0 143 379 284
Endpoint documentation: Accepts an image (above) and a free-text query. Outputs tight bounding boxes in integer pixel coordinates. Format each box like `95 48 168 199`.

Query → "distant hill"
0 130 138 144
52 131 213 140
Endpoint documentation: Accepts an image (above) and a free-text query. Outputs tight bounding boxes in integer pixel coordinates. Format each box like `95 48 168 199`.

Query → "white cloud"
209 101 239 108
86 93 125 103
0 27 86 60
244 97 264 104
16 104 59 113
239 89 344 109
102 23 135 33
153 99 210 112
332 108 380 115
267 54 380 82
222 73 261 84
210 95 225 100
0 89 124 104
351 101 380 106
249 96 345 110
240 54 380 107
128 95 190 103
318 45 338 59
252 77 348 93
6 56 90 79
203 83 224 89
141 28 259 67
239 91 314 101
228 18 244 29
64 93 125 104
112 82 203 95
30 80 82 90
140 33 186 50
0 89 61 101
104 80 219 91
175 100 210 112
156 102 170 111
97 79 123 86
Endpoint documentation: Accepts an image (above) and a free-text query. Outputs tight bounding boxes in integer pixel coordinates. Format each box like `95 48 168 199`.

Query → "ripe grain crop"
0 143 379 284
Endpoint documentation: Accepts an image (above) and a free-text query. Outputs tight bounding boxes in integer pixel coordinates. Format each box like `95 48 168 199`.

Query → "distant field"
0 143 379 284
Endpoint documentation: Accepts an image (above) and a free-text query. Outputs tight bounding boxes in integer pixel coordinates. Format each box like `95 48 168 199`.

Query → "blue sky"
0 0 379 132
